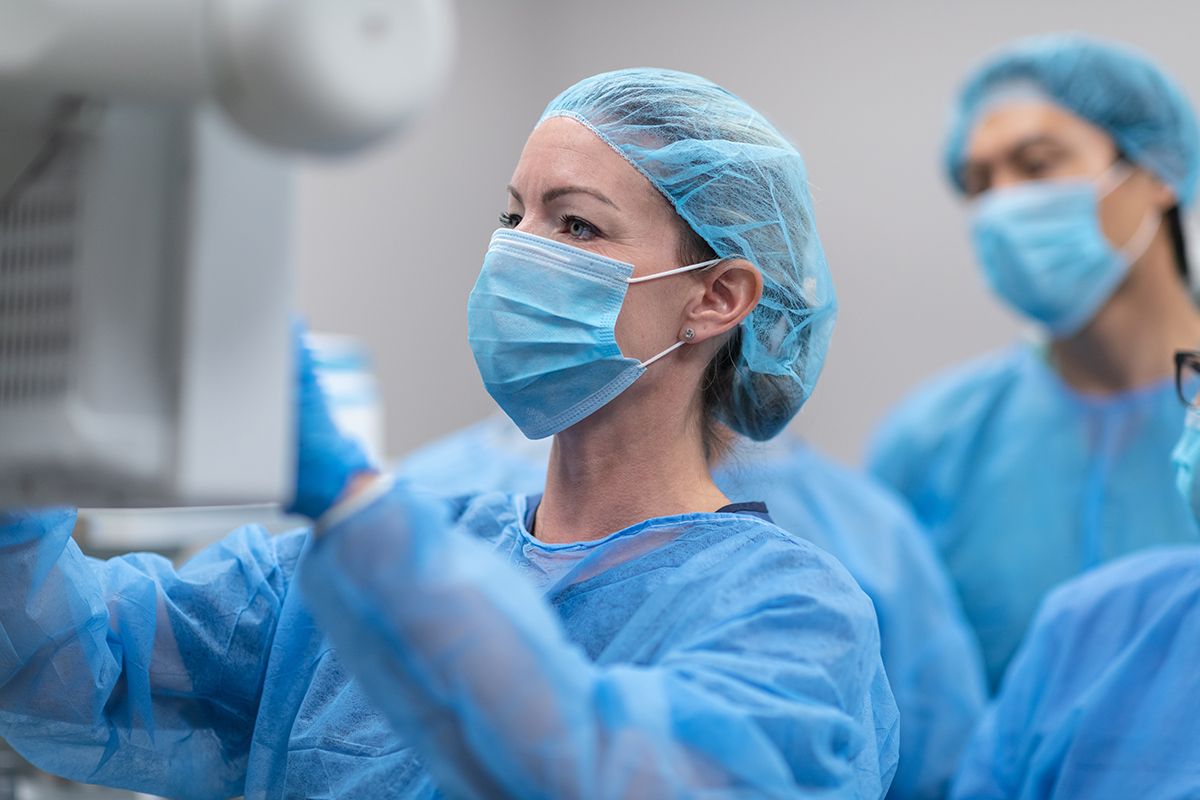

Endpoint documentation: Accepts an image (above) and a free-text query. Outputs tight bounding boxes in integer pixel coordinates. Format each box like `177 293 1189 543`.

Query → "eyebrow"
966 134 1066 169
506 184 619 209
1008 134 1068 155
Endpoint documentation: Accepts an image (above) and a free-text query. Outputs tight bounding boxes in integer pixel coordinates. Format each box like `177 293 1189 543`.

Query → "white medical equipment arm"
0 0 454 153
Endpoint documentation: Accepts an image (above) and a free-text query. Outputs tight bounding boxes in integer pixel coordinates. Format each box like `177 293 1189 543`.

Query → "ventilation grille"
0 136 82 407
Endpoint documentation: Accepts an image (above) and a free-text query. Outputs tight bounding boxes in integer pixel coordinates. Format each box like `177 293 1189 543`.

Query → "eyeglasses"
1176 350 1200 408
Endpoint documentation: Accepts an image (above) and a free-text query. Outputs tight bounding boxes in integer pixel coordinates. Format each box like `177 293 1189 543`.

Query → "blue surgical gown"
0 488 899 798
951 546 1200 799
868 344 1199 689
400 415 986 799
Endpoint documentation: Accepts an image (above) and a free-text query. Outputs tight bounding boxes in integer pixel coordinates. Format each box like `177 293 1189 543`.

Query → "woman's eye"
562 215 598 240
499 212 522 228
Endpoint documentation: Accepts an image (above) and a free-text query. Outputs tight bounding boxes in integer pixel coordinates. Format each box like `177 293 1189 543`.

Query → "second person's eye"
1016 150 1063 179
1021 160 1052 178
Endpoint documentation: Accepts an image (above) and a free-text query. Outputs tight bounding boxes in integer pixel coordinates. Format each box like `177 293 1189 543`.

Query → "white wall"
294 0 1200 465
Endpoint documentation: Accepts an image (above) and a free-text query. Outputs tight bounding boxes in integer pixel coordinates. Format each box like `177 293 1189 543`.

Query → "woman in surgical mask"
868 34 1200 691
0 70 899 798
948 349 1200 799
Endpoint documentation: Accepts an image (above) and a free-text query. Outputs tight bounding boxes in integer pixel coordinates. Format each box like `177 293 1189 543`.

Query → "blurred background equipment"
0 102 295 508
0 0 454 508
0 0 454 153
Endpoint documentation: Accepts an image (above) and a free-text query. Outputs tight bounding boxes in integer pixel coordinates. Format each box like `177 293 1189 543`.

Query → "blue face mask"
1172 410 1200 519
970 165 1159 337
467 228 722 439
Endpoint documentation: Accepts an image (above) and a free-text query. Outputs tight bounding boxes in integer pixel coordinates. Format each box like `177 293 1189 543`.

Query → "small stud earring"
683 328 696 341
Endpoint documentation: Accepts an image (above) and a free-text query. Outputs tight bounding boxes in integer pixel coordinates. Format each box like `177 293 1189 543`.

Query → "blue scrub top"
399 415 986 800
869 344 1199 689
952 546 1200 799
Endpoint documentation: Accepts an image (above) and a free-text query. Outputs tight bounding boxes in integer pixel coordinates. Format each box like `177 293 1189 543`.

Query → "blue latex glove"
287 325 373 520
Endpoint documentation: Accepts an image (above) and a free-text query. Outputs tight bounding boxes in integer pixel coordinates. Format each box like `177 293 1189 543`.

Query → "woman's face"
501 116 697 365
961 100 1174 251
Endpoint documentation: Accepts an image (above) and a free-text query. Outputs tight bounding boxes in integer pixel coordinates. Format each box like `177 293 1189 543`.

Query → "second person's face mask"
467 228 722 439
969 163 1160 337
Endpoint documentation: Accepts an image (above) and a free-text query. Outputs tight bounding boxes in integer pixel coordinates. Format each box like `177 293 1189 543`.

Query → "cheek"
613 281 679 359
1097 184 1155 249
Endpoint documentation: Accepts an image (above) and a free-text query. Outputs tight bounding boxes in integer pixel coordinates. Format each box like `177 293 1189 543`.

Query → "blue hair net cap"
944 34 1200 206
539 68 837 441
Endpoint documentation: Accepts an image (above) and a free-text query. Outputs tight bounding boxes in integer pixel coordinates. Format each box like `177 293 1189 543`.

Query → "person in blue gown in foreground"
400 413 987 800
949 349 1200 799
0 68 899 798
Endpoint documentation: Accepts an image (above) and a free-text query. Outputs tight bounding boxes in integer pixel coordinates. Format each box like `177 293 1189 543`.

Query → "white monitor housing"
0 0 453 507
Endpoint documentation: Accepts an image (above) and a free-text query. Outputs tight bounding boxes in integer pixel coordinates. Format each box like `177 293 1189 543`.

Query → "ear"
679 258 763 343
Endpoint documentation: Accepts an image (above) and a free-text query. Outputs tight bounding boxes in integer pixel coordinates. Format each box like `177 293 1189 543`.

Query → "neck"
533 385 728 544
1050 234 1200 394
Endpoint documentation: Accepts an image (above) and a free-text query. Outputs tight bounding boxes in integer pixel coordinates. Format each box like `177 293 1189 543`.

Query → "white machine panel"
0 102 292 507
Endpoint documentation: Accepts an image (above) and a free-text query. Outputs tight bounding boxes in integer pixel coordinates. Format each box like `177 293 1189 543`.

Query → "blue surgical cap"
539 68 837 441
944 34 1200 207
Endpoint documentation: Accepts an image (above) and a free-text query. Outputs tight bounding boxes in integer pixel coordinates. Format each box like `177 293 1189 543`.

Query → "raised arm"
0 508 303 799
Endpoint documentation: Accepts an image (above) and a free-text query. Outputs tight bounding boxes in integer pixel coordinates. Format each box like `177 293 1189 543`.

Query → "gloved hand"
286 323 374 520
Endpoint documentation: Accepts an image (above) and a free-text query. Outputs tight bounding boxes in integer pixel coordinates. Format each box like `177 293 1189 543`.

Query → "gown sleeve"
0 508 302 800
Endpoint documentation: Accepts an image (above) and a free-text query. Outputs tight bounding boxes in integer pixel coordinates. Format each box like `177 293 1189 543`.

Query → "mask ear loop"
1095 161 1135 198
626 256 734 367
1119 210 1162 264
638 340 686 368
626 257 726 284
1095 162 1163 265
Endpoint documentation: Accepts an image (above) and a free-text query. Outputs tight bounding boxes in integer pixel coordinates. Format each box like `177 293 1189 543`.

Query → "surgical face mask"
969 164 1160 337
467 228 721 439
1172 409 1200 519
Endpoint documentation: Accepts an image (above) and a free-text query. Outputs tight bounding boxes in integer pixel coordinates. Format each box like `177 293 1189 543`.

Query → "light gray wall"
294 0 1200 466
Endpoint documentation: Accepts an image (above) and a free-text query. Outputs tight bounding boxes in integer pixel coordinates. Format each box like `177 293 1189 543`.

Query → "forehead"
510 116 656 200
965 99 1116 162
